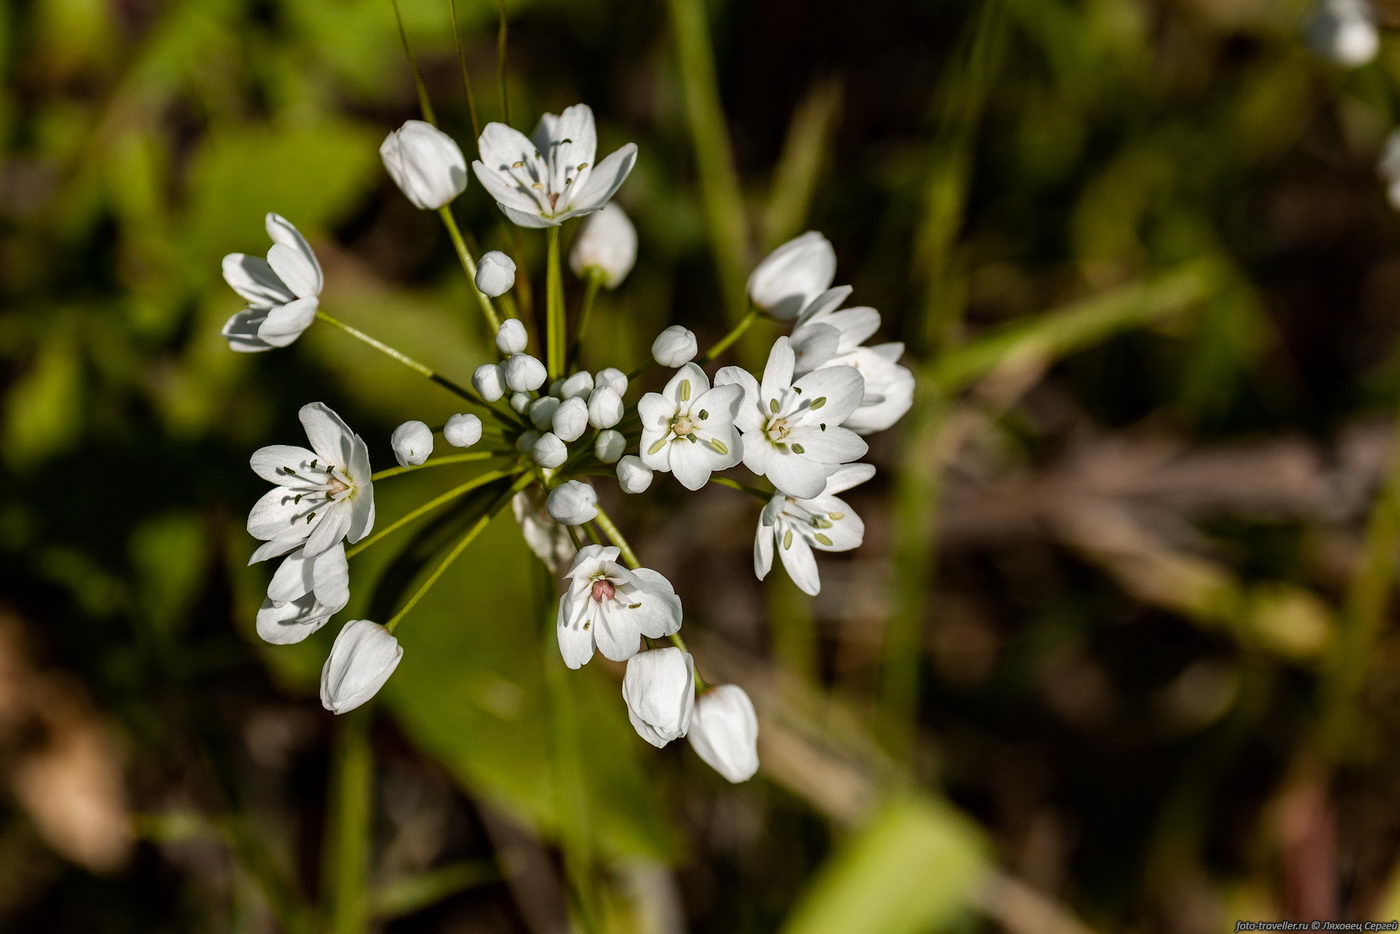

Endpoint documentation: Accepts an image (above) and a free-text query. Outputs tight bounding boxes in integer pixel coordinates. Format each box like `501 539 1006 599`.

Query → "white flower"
379 120 468 210
622 647 695 747
1306 0 1378 68
746 230 835 321
503 353 547 392
472 103 638 228
532 432 568 468
551 397 588 442
651 325 698 367
587 386 624 429
391 420 433 468
256 543 349 645
638 363 743 490
247 402 375 562
472 363 506 402
616 455 654 493
444 413 482 448
476 251 516 297
529 395 561 430
556 545 683 668
512 488 577 573
716 337 867 499
790 286 915 434
595 429 626 463
495 318 528 355
754 464 872 596
320 620 403 715
559 371 595 399
595 367 628 397
546 480 598 525
688 685 759 782
569 203 637 288
221 213 324 353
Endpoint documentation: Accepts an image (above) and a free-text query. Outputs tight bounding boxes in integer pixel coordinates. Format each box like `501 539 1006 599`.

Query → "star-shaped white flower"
221 213 324 352
755 464 873 595
556 545 682 669
716 337 867 499
638 364 744 491
256 543 349 645
247 402 375 563
472 104 638 228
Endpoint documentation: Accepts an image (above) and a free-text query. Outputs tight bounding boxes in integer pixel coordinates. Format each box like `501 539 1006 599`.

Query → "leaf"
4 323 82 469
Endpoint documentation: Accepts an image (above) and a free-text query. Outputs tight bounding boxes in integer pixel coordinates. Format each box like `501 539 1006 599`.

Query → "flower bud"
546 480 597 525
568 203 637 288
651 325 697 368
516 430 542 454
379 120 467 210
475 251 516 298
688 685 759 782
623 648 695 748
532 432 568 468
551 397 588 442
320 620 404 714
587 386 623 429
559 371 595 400
595 429 625 464
495 318 528 356
443 413 482 448
472 363 505 402
391 420 433 468
529 395 561 430
510 392 531 415
747 230 836 320
595 367 628 398
616 455 653 494
504 353 547 392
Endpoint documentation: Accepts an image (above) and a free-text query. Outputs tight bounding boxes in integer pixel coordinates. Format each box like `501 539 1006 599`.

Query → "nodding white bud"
510 392 531 415
516 429 542 454
595 429 626 464
472 363 505 402
651 325 698 368
503 353 547 392
532 432 568 468
551 397 588 442
569 203 638 288
391 420 433 468
747 230 837 320
687 684 759 782
616 455 653 494
443 413 482 448
495 318 528 356
320 620 404 715
587 386 624 429
595 367 628 398
546 480 598 526
559 371 595 400
475 251 516 298
623 647 696 748
529 395 561 430
379 120 467 210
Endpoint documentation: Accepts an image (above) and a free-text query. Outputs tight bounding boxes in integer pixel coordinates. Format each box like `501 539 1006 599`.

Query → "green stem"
390 0 436 125
347 467 523 560
667 632 707 692
438 207 503 332
546 225 566 379
447 0 481 140
385 474 534 631
591 504 638 570
496 0 511 124
371 451 500 482
711 475 772 500
322 711 371 934
569 269 604 368
703 305 759 362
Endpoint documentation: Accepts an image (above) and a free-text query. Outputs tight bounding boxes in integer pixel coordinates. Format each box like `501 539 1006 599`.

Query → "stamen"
647 437 669 455
814 533 834 546
678 379 692 402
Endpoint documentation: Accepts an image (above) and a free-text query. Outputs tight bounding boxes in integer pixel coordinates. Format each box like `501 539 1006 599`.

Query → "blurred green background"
7 0 1400 930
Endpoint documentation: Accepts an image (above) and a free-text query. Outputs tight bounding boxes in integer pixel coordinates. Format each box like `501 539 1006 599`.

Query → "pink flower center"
590 579 616 603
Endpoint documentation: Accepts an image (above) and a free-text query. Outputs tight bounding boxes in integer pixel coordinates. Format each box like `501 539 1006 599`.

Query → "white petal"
760 337 796 405
250 444 322 486
222 253 294 305
267 243 321 301
823 463 876 495
764 449 834 500
557 593 595 669
263 214 322 295
564 143 638 216
553 103 598 171
787 424 868 465
668 438 713 490
302 502 352 557
257 297 318 343
777 532 821 595
299 402 356 467
792 365 865 426
625 567 684 638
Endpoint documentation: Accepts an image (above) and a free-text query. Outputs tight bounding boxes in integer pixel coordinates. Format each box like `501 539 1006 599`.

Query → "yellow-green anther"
699 409 709 419
829 511 845 520
647 437 668 455
792 443 805 454
814 533 833 546
679 379 692 402
709 439 729 455
813 516 832 529
783 529 793 549
769 398 780 414
811 397 827 409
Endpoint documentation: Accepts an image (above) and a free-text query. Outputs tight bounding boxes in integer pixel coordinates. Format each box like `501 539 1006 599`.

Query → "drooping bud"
551 397 588 442
568 203 637 289
475 251 516 298
391 420 433 468
623 647 695 748
495 318 528 356
616 455 653 494
472 363 506 402
532 432 568 468
651 325 697 368
587 386 624 429
443 413 482 448
595 429 626 464
546 480 598 525
320 620 404 714
687 684 759 782
379 120 468 210
747 230 836 320
503 353 547 392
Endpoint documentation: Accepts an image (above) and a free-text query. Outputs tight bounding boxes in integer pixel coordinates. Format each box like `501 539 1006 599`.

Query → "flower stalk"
546 226 566 378
438 207 503 332
322 711 371 934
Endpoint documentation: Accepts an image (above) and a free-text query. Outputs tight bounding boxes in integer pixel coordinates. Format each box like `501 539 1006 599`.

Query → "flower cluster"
223 103 912 784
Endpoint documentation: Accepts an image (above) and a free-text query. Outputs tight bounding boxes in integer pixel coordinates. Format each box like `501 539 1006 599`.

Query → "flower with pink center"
556 545 682 669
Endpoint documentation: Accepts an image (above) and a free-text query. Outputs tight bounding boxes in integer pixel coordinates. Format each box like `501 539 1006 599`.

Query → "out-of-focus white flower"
623 647 695 747
495 318 528 356
559 371 595 399
717 337 867 499
688 684 759 782
746 231 835 321
320 620 403 715
472 363 506 402
569 203 637 288
595 429 626 463
556 545 682 668
1306 0 1379 68
504 353 547 392
532 432 568 468
595 367 628 397
512 488 576 573
587 386 624 429
529 396 561 430
754 464 872 596
247 402 375 563
443 413 482 448
256 543 349 645
391 420 433 468
638 363 743 490
379 120 468 210
473 103 638 228
476 251 516 297
547 480 597 525
221 214 324 352
552 397 588 442
1380 129 1400 210
616 455 653 493
651 325 698 368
